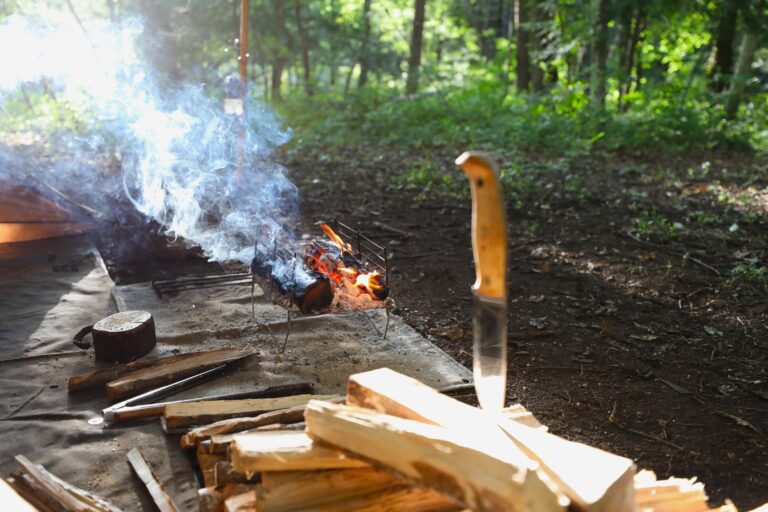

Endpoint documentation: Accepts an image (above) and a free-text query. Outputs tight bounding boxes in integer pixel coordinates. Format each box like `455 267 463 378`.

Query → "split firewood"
164 394 335 430
105 347 253 401
632 470 735 512
126 448 179 512
69 359 159 393
1 478 38 511
198 484 257 512
224 491 258 512
180 399 342 449
255 467 459 512
197 442 228 488
230 431 370 475
347 368 635 512
501 404 547 431
304 400 565 512
13 455 123 512
9 473 67 512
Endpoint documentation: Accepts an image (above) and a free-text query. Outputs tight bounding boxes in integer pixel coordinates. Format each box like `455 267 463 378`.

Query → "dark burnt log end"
91 310 157 363
297 277 333 313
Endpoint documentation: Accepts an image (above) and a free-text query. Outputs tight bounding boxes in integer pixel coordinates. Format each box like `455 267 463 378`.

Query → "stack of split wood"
182 368 764 512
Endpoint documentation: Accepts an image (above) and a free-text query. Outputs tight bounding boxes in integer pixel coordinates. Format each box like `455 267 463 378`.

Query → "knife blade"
456 151 508 412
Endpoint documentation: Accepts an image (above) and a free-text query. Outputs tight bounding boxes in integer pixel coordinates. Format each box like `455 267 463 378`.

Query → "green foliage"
632 209 685 239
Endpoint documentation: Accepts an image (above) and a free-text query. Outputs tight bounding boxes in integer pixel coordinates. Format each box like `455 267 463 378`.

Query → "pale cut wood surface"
347 367 634 512
231 431 370 474
105 347 252 401
165 394 334 429
126 448 180 512
304 400 564 512
0 478 39 511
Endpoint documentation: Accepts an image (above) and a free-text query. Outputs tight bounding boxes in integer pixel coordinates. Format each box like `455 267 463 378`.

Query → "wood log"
230 431 370 475
126 449 179 512
347 368 635 512
1 478 39 511
107 383 315 422
91 310 156 363
180 399 341 449
105 347 252 401
198 485 257 512
14 455 123 512
304 400 564 512
164 394 334 430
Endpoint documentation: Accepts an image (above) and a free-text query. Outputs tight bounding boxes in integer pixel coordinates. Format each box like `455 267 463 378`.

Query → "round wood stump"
92 310 156 363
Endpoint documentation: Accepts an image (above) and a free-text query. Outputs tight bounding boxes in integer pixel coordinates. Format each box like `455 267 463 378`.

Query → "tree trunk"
725 30 759 119
294 0 312 95
710 0 739 92
515 0 530 92
529 0 545 92
590 0 610 110
406 0 427 95
271 63 283 101
269 0 290 101
617 6 643 112
358 0 373 89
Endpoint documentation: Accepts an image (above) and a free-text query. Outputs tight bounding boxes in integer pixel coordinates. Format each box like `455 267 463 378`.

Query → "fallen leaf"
717 411 763 436
658 378 690 394
630 334 660 342
704 326 723 337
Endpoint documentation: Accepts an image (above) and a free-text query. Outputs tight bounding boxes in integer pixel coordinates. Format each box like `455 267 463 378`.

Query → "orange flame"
320 223 353 254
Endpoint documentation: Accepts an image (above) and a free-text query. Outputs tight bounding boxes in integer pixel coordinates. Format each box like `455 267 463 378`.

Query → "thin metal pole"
237 0 249 180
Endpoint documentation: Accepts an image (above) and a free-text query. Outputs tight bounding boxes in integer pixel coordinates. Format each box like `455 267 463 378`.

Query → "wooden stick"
164 394 335 430
230 431 370 475
180 398 342 449
69 360 159 393
347 368 635 512
126 448 179 512
9 473 70 512
105 348 252 401
304 400 564 512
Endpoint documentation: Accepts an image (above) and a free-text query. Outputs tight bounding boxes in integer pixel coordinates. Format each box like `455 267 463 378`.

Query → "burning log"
250 222 389 314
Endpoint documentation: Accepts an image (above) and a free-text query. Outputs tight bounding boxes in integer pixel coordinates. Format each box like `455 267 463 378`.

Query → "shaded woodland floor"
284 146 768 508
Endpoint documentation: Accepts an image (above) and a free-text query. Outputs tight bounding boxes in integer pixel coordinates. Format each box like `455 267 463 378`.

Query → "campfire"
251 221 389 314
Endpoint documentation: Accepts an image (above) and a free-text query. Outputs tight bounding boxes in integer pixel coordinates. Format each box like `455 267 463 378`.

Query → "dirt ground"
99 144 767 508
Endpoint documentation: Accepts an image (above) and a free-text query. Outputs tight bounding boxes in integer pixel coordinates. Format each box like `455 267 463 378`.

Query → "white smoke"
0 13 307 281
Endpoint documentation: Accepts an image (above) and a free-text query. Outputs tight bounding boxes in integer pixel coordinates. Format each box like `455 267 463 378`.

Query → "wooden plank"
1 478 40 511
68 360 159 393
231 431 370 475
297 485 464 512
9 473 67 512
197 443 227 488
214 462 256 487
181 403 323 449
105 348 252 401
304 400 564 512
347 368 635 512
14 455 123 512
165 394 334 429
502 404 547 431
126 448 180 512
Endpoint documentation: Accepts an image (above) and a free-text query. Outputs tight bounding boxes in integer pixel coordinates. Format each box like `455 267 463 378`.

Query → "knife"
456 152 508 412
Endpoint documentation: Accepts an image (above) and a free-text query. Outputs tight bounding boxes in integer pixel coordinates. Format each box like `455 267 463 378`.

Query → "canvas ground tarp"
0 236 471 510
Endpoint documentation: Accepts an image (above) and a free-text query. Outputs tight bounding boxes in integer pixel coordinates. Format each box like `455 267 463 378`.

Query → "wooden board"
198 484 257 512
69 359 160 393
126 448 179 512
164 394 334 430
347 368 635 512
230 431 370 475
105 347 252 401
304 400 564 512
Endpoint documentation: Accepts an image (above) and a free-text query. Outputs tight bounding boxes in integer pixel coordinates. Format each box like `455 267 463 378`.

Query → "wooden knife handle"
456 152 507 300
